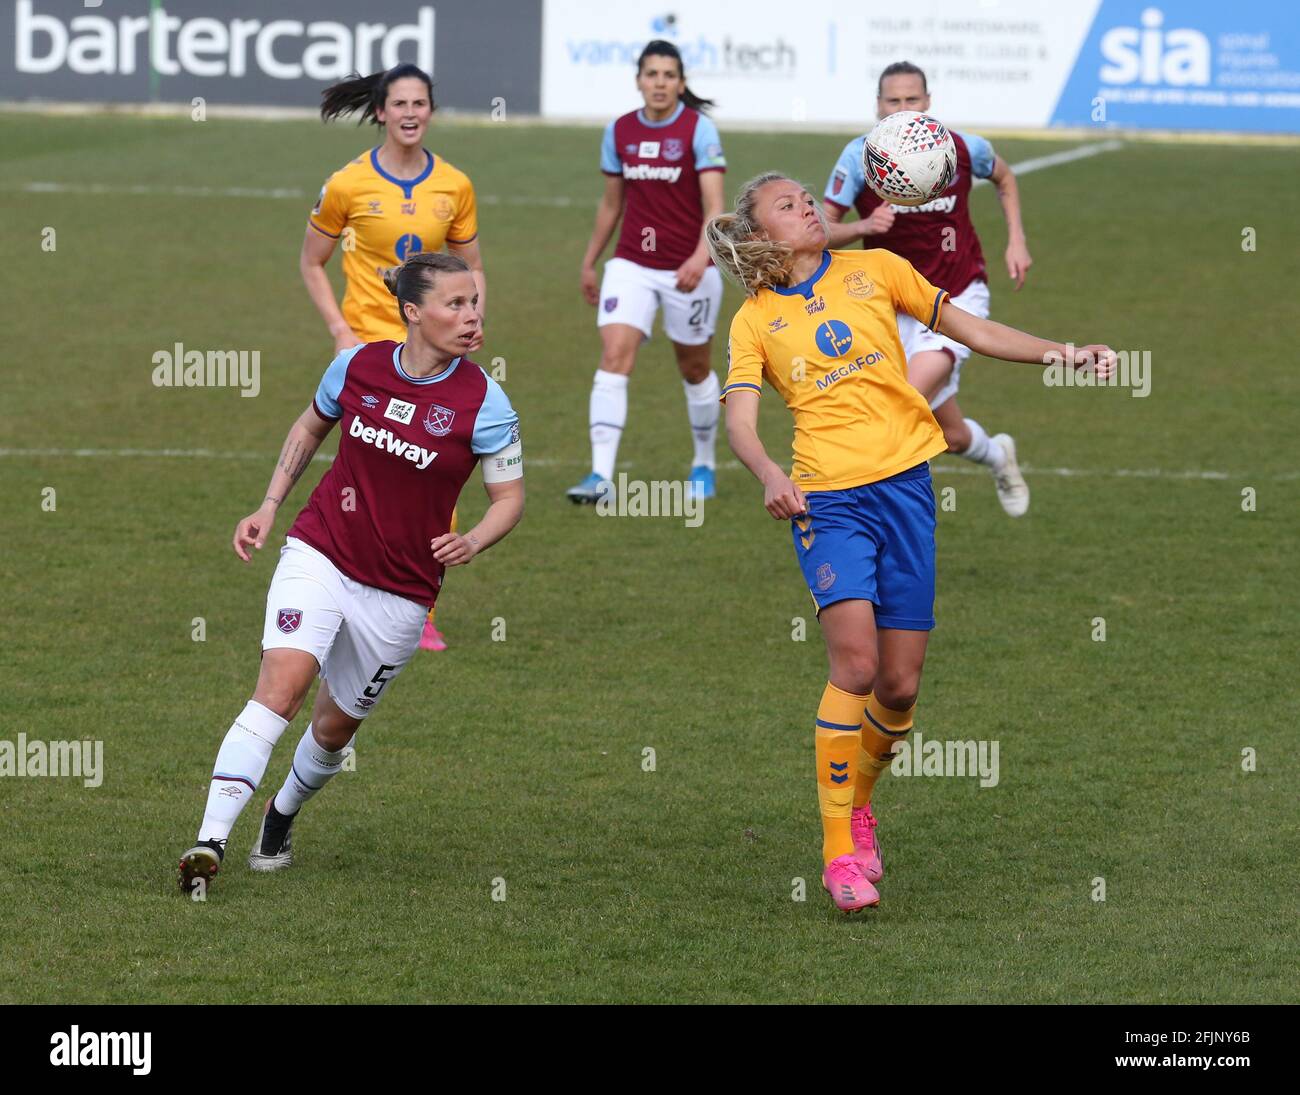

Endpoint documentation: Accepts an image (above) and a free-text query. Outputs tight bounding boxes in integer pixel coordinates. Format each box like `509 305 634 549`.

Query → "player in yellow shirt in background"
300 63 484 652
706 173 1114 913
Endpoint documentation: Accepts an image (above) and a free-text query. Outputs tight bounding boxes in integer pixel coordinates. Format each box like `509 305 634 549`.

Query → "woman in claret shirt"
301 62 484 652
179 252 523 895
567 39 728 505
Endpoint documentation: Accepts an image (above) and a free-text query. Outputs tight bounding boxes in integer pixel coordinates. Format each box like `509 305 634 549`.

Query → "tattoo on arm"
278 435 313 482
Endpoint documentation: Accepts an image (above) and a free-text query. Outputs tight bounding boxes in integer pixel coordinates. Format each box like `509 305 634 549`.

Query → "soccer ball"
862 111 957 207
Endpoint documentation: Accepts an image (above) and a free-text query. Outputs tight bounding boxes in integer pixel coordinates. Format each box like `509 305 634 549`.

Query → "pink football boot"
419 618 447 652
851 803 883 883
822 853 880 912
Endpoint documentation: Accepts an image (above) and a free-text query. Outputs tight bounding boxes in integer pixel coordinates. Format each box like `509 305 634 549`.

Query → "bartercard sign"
0 0 542 112
3 1 1296 133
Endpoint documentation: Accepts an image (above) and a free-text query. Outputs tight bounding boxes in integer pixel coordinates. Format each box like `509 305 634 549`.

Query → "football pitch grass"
0 114 1296 1004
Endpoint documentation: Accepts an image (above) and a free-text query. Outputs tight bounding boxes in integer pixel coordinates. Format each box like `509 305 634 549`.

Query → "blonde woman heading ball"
707 174 1114 912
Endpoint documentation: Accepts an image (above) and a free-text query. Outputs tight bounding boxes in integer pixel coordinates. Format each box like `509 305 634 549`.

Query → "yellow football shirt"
309 148 479 343
722 249 950 492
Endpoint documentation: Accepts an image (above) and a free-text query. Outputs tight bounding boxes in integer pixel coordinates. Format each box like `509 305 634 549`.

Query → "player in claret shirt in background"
706 174 1113 913
568 39 727 505
178 252 523 894
823 61 1035 517
301 62 484 651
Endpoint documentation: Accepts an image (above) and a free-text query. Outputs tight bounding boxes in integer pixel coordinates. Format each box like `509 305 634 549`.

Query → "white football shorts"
597 256 723 346
896 278 991 410
261 537 427 719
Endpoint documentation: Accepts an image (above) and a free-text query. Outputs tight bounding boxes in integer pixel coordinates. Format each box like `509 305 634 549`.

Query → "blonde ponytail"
705 172 812 296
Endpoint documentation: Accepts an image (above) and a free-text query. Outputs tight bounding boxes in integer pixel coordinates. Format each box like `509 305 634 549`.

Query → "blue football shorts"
790 462 937 630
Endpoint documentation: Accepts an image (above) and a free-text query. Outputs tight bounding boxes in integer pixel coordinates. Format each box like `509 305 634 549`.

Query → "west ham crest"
662 137 684 162
423 403 455 437
603 297 618 313
276 608 303 634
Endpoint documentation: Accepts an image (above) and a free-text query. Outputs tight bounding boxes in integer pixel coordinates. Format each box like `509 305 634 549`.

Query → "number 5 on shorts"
363 663 397 699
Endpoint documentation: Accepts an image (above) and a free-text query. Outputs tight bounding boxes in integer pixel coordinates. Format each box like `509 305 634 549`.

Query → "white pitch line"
8 140 1123 205
974 139 1124 187
0 447 1287 481
9 180 577 207
15 180 307 200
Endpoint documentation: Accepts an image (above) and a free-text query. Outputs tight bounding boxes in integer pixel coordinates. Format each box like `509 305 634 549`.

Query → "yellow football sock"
816 682 869 864
854 694 915 807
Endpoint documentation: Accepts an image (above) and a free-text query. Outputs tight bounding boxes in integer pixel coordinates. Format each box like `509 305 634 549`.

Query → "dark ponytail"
320 63 435 125
636 39 715 114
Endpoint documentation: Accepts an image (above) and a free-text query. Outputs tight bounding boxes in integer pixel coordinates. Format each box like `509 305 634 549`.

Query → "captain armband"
480 439 523 483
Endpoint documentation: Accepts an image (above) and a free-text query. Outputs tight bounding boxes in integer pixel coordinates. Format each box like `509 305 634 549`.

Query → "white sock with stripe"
197 700 289 846
273 725 355 817
683 372 720 469
589 370 628 481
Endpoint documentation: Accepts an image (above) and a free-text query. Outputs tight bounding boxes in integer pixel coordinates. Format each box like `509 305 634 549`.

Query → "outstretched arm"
725 389 807 519
232 404 335 562
937 304 1114 375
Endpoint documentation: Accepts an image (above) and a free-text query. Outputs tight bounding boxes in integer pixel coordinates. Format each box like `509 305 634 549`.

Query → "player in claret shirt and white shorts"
823 61 1036 517
178 252 524 893
302 62 486 652
568 39 728 504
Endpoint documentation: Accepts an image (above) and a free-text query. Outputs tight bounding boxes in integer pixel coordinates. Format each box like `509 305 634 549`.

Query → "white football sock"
589 370 628 481
273 724 355 817
683 372 720 470
198 700 289 845
958 417 1005 469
